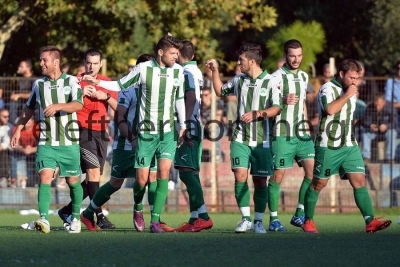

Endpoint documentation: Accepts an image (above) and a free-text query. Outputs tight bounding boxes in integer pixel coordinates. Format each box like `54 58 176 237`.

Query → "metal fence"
1 76 400 212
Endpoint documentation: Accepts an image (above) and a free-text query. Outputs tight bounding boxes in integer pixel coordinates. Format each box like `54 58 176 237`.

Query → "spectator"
61 63 71 74
127 58 137 72
10 117 38 188
353 91 367 144
384 61 400 127
0 109 12 187
276 58 285 69
305 83 319 140
9 59 35 124
76 63 85 76
200 85 225 161
361 93 397 164
313 63 333 94
356 61 379 104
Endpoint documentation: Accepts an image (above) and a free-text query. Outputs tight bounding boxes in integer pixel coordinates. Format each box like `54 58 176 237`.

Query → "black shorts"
79 128 109 174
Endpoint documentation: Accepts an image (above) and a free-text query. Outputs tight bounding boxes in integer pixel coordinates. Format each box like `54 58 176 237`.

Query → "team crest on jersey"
173 78 180 87
63 86 72 95
260 88 268 96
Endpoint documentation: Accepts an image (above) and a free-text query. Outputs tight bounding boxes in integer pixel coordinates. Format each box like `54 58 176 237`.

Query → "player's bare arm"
11 107 34 148
240 106 281 123
43 101 83 117
325 85 357 115
115 105 136 150
205 59 223 97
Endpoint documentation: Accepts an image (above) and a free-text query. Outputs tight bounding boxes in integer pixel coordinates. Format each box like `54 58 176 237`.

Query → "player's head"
39 46 62 76
178 40 195 64
156 36 182 67
337 59 362 89
235 43 262 74
136 54 154 65
17 58 33 77
283 39 303 70
84 48 103 77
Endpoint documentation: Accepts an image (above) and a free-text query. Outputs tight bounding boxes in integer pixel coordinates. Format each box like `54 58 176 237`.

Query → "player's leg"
291 139 315 227
230 141 252 233
268 137 296 231
343 146 391 233
303 146 340 233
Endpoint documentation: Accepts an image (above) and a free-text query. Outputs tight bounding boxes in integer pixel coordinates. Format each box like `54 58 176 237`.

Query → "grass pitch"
1 211 399 267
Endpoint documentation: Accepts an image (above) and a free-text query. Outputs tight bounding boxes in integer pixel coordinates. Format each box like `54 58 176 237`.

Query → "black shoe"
97 216 116 229
58 207 71 225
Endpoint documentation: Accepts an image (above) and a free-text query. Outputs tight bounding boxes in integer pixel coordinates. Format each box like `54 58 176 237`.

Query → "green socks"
354 186 374 224
68 180 84 220
147 181 157 209
268 180 280 222
253 186 268 223
304 186 320 220
295 177 312 217
235 181 251 221
133 181 146 211
84 182 117 219
38 183 51 220
151 178 169 222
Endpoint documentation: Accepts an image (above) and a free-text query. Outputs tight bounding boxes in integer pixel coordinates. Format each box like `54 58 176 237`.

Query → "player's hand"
82 75 100 85
82 85 96 97
379 123 388 133
177 129 186 148
183 130 194 147
205 59 218 72
10 93 20 101
345 85 357 98
370 124 378 132
10 131 21 148
91 90 107 100
43 104 61 117
283 93 299 105
241 111 260 123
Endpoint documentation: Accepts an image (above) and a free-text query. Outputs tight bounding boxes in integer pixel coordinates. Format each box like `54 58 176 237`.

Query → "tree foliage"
266 20 325 74
0 0 277 76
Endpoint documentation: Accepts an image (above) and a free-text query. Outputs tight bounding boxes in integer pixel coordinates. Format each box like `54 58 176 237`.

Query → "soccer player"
173 40 213 232
268 39 315 231
82 36 186 233
11 45 84 233
80 54 159 231
302 59 392 233
206 43 282 233
58 48 118 230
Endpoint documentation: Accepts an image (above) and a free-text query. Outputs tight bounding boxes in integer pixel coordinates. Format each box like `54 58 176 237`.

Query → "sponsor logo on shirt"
260 88 268 96
63 86 72 95
158 74 169 78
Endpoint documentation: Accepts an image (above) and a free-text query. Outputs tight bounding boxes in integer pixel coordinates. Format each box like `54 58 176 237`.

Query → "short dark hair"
283 39 302 55
156 36 182 53
236 43 263 65
338 59 361 74
39 46 62 63
374 93 386 102
84 48 102 62
22 58 33 69
136 54 154 65
179 40 195 60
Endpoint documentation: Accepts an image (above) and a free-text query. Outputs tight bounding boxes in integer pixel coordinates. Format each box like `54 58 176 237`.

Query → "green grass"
1 212 399 267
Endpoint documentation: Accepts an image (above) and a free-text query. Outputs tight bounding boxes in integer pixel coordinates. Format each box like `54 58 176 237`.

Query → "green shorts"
272 136 314 169
135 131 177 168
174 138 202 172
111 149 158 179
36 145 80 177
230 141 273 177
111 149 136 179
313 146 365 179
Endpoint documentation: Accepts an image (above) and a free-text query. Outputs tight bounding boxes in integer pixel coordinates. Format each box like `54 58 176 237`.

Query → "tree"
266 20 326 74
364 0 400 75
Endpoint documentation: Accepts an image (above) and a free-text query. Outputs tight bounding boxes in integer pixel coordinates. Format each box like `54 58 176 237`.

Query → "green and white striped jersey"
315 77 357 148
117 59 185 134
270 64 308 137
221 70 282 147
113 87 138 151
26 72 83 146
182 61 203 139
